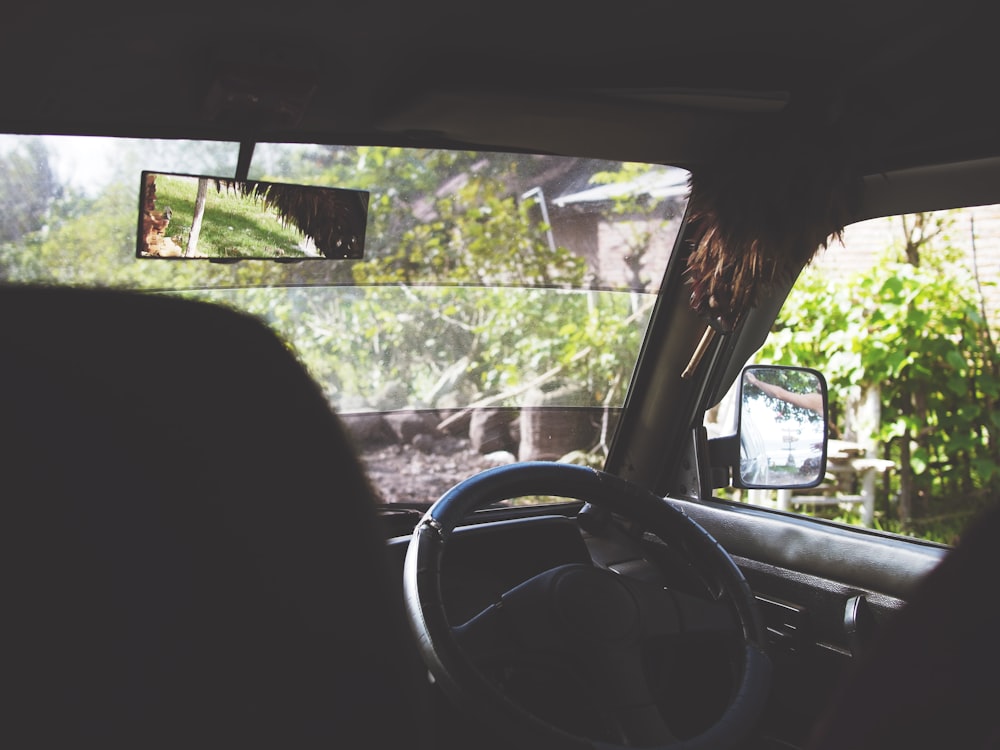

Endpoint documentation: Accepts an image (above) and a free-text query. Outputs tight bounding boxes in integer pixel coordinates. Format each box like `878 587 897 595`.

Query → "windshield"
0 136 689 504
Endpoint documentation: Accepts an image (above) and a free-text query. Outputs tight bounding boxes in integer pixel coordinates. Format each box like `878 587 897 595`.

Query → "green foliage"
257 148 662 420
0 140 668 471
260 163 651 414
0 142 295 291
353 174 585 287
759 212 1000 539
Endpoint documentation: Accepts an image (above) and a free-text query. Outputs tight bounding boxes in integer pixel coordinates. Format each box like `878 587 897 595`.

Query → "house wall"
594 216 683 292
549 212 601 279
549 208 684 293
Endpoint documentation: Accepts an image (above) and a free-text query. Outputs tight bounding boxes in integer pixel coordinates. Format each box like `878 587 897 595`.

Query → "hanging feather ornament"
684 124 862 333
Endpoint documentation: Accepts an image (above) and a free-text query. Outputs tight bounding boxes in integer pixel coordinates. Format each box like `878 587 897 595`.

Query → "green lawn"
154 175 314 259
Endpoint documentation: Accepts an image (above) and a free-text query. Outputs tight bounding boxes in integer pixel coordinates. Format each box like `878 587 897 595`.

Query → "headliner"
2 0 998 178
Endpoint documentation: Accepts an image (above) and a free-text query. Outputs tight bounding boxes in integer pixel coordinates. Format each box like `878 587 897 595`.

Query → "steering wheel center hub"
553 566 639 642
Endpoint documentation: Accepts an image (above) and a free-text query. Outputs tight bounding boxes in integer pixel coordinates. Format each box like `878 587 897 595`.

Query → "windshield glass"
0 135 689 504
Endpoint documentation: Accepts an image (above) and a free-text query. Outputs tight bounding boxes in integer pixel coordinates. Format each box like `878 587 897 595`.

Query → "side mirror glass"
736 365 828 489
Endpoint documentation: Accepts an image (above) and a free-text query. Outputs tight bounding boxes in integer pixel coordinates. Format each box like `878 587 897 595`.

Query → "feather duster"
215 179 368 259
685 125 861 332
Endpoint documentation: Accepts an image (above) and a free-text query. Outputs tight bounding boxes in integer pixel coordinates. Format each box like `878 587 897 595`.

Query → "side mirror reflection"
737 365 828 489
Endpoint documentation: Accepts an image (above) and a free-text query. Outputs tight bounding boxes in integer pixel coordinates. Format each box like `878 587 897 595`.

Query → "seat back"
806 501 1000 749
0 285 418 747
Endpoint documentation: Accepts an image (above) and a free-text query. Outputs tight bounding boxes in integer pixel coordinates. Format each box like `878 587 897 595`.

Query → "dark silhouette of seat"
807 501 1000 749
0 285 419 748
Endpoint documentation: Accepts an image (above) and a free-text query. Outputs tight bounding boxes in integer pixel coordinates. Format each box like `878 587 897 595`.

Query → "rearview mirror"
736 365 828 489
137 172 368 260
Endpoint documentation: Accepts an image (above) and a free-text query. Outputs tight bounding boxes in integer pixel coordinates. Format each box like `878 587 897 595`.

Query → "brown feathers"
139 174 183 257
215 179 367 259
685 127 861 332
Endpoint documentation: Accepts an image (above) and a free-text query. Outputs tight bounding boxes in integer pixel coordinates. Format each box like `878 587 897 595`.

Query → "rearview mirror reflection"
137 172 368 260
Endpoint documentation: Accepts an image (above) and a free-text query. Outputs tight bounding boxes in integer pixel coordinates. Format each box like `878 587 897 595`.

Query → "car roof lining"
3 1 998 180
857 157 1000 222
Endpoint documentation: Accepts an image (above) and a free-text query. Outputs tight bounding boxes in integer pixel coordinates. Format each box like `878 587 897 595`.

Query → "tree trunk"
898 435 913 529
185 178 208 257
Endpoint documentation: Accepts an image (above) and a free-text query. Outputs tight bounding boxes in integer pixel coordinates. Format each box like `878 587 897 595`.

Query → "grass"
153 175 313 259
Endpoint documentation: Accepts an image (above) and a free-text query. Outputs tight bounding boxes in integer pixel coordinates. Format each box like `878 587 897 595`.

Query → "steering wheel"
403 462 772 750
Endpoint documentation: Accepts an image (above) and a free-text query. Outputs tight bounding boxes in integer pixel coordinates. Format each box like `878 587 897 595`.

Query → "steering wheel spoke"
454 602 520 664
454 568 574 662
586 644 679 746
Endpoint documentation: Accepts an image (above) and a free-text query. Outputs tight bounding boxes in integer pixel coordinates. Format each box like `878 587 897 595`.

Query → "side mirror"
734 365 828 489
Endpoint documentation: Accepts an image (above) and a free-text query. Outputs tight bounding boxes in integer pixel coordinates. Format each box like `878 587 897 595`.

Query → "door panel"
676 496 947 748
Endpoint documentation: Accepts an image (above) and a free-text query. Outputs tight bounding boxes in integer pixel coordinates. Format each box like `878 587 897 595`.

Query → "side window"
722 206 1000 544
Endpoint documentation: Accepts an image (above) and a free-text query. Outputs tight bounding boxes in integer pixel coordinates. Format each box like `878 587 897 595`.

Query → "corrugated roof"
552 166 690 207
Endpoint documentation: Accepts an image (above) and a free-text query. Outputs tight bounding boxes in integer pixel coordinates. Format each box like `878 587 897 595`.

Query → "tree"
186 178 209 257
261 148 655 428
588 163 685 293
0 139 61 246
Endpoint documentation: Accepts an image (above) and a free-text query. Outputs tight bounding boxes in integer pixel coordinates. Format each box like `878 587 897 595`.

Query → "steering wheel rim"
403 461 772 750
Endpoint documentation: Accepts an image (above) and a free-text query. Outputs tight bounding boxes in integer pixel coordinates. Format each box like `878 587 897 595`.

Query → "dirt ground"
343 406 605 506
358 438 512 506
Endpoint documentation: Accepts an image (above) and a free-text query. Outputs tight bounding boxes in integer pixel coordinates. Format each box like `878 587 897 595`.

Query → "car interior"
2 2 999 748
